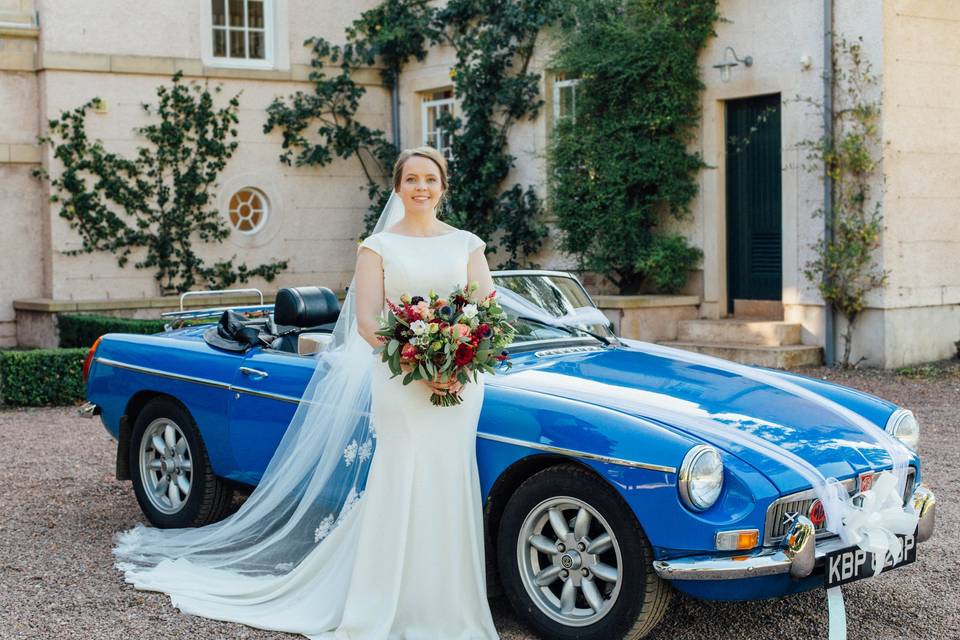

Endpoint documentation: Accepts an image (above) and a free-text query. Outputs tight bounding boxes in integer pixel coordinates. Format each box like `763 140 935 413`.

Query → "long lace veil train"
113 192 407 579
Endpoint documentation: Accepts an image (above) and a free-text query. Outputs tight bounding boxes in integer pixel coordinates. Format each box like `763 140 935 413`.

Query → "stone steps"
677 318 800 346
659 317 822 368
657 340 823 369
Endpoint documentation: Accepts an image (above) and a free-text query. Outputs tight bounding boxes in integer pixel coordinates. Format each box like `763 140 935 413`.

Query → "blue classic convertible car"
81 271 936 640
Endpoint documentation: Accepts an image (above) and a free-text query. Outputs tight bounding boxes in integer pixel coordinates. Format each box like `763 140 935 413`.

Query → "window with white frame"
553 72 581 123
212 0 270 63
421 89 455 160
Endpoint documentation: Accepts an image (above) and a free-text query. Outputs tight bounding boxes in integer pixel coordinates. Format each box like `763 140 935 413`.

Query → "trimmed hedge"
58 313 168 348
0 348 87 406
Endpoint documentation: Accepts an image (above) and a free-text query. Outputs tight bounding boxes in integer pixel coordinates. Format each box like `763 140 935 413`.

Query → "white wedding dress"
119 228 500 640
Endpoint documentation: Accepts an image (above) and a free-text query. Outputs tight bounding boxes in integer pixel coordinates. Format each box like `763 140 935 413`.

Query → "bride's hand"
401 361 463 395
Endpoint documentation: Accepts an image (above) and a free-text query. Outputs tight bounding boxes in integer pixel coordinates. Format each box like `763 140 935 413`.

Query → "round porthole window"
228 187 269 234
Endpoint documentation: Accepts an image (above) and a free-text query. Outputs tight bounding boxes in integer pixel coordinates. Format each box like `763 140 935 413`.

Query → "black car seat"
272 286 341 353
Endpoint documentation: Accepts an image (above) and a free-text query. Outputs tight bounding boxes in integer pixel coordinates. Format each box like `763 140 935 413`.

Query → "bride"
113 146 502 639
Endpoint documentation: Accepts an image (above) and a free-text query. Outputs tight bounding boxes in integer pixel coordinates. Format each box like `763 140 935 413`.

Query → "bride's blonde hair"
392 146 448 215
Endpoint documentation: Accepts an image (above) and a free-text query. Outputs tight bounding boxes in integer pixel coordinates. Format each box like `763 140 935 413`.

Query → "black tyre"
128 396 233 528
497 464 671 640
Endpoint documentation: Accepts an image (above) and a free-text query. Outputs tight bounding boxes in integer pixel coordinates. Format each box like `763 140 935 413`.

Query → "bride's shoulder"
357 232 385 257
461 229 486 253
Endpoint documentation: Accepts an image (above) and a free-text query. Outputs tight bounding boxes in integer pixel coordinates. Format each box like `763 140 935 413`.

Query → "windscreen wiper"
513 315 614 346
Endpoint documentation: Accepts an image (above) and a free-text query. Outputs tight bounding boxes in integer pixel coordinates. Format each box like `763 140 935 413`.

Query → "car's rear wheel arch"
127 394 234 528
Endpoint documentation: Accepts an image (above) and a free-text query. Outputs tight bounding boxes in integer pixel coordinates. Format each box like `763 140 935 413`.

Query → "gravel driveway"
0 364 956 639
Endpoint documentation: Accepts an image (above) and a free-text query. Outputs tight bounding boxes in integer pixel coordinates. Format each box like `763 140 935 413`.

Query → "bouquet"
373 281 516 406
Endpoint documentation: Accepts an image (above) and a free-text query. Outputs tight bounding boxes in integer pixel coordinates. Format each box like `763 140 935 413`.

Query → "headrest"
274 287 340 328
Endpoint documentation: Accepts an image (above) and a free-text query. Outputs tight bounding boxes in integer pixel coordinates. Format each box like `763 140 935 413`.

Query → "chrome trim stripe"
96 357 301 405
476 432 676 474
533 345 606 357
509 336 602 350
96 357 231 390
230 385 301 404
492 269 580 279
99 356 675 473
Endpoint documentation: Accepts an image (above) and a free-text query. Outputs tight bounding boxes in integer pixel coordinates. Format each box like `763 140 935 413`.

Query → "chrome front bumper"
653 484 936 581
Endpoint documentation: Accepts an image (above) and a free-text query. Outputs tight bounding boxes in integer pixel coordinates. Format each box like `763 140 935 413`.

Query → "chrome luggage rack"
160 288 274 322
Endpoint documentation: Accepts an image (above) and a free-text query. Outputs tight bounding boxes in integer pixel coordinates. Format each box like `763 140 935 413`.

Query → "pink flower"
453 323 471 338
415 300 434 321
401 343 418 360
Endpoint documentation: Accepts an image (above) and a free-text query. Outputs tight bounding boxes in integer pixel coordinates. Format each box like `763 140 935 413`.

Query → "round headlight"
886 409 920 451
679 445 724 511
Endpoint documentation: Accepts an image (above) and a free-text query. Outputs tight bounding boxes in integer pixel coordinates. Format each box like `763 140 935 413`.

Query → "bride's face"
396 156 444 216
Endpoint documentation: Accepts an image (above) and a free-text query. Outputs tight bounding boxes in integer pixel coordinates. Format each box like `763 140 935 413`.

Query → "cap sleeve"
465 231 486 253
358 233 382 257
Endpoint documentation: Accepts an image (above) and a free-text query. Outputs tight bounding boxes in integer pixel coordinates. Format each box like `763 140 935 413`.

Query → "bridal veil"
113 192 406 581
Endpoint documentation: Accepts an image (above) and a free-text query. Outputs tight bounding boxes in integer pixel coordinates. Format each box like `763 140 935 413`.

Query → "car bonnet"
487 342 910 494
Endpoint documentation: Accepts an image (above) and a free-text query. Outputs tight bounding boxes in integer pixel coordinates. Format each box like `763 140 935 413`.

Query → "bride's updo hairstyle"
392 146 448 213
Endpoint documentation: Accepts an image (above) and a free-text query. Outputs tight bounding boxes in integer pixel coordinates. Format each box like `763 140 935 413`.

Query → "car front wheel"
497 463 671 640
128 397 233 528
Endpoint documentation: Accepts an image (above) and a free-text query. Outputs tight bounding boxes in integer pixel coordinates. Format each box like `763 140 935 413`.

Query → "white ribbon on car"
494 287 613 334
838 471 919 576
618 341 920 639
551 305 613 328
824 471 919 640
827 587 847 640
497 295 921 635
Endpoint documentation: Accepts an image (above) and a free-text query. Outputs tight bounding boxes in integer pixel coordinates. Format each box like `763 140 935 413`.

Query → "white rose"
411 320 429 336
462 303 478 320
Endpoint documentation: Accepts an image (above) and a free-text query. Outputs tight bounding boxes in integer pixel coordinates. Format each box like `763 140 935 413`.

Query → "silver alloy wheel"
516 495 623 627
138 417 194 515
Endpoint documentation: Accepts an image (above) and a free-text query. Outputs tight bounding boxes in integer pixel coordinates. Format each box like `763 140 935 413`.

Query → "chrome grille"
762 468 916 547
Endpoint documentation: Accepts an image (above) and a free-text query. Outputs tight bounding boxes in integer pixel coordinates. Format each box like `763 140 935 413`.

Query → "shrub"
58 314 167 348
0 348 87 406
546 0 717 294
633 234 703 294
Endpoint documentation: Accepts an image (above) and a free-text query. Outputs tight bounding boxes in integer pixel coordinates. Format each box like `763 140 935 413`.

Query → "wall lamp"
712 46 753 82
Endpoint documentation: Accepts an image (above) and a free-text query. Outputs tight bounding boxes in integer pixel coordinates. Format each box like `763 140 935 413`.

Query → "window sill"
204 57 277 71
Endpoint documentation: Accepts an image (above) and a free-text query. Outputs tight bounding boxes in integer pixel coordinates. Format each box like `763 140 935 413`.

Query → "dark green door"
726 93 782 311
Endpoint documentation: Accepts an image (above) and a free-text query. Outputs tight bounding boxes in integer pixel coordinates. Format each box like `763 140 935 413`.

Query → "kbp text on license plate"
824 532 917 588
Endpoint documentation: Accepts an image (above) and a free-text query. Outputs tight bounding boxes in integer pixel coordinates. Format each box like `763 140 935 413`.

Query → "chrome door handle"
239 366 269 379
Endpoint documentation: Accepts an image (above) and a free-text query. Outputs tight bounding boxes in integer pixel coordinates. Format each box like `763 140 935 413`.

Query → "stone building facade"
1 0 956 367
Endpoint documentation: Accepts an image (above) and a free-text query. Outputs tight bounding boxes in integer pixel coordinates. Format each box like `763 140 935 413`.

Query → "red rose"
476 323 491 338
454 343 475 366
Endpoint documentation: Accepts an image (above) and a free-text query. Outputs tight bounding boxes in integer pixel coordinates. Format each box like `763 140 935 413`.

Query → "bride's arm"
354 245 385 350
466 243 495 302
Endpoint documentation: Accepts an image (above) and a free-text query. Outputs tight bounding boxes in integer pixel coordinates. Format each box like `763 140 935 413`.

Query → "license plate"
824 533 917 588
